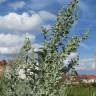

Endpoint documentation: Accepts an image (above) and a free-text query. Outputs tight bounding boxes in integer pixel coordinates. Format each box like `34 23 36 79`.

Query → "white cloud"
39 11 56 21
63 53 95 71
0 13 42 32
0 33 35 46
68 52 78 60
63 53 96 71
76 58 94 70
63 52 78 65
0 10 54 56
42 24 51 30
79 58 93 64
0 33 36 54
0 11 55 32
0 47 17 54
33 44 43 52
0 0 6 4
8 1 26 10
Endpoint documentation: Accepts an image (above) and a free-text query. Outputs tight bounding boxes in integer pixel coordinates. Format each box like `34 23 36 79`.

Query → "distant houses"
80 75 96 83
60 74 96 84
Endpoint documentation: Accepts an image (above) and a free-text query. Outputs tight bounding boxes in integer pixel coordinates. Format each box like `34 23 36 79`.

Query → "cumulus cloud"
0 33 36 54
8 1 26 10
0 7 54 56
0 13 42 32
0 33 35 46
0 11 55 32
0 47 17 54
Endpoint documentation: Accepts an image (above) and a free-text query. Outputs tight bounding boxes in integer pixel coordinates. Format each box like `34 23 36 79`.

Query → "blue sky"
0 0 95 70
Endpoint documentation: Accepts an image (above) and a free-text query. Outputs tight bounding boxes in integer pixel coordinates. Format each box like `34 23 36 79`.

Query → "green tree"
0 0 88 96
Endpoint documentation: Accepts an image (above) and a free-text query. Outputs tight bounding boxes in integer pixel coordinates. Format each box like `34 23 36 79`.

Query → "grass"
65 84 96 96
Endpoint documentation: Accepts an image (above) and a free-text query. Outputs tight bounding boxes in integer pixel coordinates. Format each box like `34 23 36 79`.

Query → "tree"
0 0 88 96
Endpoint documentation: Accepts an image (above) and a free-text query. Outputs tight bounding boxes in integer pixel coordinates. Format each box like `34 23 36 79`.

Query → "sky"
0 0 95 71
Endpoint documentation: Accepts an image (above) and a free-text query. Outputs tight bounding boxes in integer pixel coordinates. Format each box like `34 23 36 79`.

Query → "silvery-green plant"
0 0 88 96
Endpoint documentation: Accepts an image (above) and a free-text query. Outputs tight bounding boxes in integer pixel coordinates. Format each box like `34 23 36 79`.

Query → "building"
60 74 96 84
80 75 96 83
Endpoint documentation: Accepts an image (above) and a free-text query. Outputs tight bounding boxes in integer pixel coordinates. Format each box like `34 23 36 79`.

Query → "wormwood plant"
0 0 88 96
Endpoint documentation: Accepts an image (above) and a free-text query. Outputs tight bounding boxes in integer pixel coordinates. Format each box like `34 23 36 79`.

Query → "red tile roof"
79 75 96 79
60 74 96 83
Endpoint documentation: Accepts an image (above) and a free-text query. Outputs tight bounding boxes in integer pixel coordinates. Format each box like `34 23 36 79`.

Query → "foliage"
0 0 88 96
64 84 96 96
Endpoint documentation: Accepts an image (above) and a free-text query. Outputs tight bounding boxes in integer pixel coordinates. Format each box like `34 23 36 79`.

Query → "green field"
65 84 96 96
